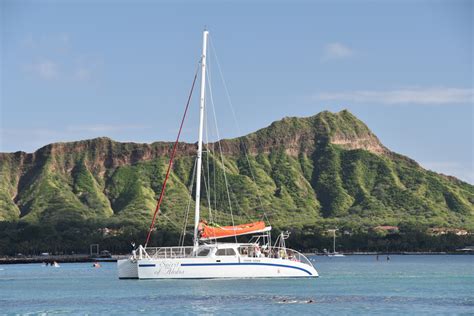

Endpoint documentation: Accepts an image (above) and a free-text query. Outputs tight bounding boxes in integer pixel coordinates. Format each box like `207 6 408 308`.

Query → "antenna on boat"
194 30 209 250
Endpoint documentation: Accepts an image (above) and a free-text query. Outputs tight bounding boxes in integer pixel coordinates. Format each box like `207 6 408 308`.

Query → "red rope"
144 68 199 247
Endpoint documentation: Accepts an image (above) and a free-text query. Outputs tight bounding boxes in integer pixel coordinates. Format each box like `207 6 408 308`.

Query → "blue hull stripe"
139 264 156 267
180 262 312 276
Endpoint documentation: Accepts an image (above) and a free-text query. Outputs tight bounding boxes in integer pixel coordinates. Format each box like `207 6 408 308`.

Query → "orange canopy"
199 221 267 240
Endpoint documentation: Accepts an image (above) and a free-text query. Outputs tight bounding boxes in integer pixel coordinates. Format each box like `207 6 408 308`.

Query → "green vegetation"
0 110 472 254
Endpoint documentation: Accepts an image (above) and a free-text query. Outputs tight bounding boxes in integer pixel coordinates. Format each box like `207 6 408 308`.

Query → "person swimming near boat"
93 262 101 268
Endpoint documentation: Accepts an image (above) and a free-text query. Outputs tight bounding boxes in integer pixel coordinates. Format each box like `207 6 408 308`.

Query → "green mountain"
1 110 473 239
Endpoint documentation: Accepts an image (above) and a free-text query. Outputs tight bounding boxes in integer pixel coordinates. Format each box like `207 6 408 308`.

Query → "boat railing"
136 245 313 267
269 247 313 266
239 246 313 267
140 246 195 259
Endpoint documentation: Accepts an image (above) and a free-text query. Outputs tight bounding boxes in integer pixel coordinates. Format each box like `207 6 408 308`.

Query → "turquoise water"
1 255 473 315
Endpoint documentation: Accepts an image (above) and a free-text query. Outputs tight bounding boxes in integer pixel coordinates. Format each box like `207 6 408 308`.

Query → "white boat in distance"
327 229 345 257
117 31 318 279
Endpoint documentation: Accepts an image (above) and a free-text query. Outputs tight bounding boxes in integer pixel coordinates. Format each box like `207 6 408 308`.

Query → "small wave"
277 300 299 304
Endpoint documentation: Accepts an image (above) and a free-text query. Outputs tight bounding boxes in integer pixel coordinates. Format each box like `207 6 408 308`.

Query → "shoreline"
0 254 129 265
0 252 472 265
306 252 473 256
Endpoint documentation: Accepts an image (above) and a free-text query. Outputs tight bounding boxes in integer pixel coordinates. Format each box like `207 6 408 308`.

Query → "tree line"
0 220 472 256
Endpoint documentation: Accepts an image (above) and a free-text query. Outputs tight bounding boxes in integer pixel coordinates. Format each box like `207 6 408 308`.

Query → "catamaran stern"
117 258 138 279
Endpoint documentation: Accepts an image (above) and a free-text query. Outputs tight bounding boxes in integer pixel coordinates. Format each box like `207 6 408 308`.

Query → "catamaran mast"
194 30 209 249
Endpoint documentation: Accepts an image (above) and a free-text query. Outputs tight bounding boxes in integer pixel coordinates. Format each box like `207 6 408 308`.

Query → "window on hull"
197 248 210 257
215 248 236 256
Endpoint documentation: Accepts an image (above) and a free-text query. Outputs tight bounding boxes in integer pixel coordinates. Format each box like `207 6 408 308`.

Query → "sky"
1 0 473 183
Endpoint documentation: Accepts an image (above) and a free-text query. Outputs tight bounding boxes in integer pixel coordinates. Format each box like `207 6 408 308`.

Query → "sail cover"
199 221 271 240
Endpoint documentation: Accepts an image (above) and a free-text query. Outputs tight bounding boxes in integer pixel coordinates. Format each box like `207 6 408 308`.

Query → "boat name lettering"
154 261 184 275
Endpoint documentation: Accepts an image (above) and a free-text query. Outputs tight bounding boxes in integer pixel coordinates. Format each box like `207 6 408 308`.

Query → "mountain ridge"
0 110 473 232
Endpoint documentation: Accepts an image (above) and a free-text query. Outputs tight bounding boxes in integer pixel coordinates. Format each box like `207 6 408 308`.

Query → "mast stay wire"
204 53 214 224
179 158 198 247
206 36 263 225
144 62 200 248
208 35 270 226
206 56 238 244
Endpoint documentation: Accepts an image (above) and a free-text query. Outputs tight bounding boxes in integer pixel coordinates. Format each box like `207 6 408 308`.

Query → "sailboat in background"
117 30 318 279
327 229 345 257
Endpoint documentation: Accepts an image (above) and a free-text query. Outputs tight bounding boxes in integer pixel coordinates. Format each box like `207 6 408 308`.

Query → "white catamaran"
117 31 318 279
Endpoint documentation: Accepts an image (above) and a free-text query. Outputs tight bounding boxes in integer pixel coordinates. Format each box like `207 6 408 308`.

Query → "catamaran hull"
118 258 318 279
117 258 139 279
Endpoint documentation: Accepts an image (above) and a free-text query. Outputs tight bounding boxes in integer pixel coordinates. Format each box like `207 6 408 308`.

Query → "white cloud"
20 34 100 82
74 67 92 81
26 60 60 80
314 87 474 105
322 42 354 61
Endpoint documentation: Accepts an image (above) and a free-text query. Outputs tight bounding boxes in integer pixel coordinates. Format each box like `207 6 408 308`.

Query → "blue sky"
1 0 473 183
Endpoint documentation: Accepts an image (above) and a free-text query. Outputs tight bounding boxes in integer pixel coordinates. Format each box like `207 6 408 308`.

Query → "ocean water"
0 255 473 315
